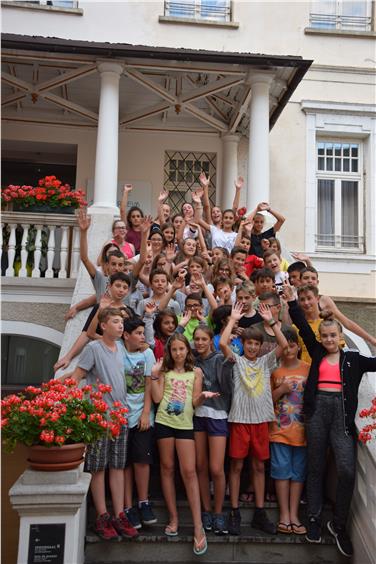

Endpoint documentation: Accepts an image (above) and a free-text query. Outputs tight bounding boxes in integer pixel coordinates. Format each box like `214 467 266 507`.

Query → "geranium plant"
1 175 87 210
358 396 376 444
1 378 127 452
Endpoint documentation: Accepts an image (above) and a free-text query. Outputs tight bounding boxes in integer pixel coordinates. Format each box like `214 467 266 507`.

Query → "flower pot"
27 443 85 471
13 203 76 214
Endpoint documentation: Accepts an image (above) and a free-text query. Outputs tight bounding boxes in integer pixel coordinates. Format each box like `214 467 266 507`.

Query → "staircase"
85 498 347 564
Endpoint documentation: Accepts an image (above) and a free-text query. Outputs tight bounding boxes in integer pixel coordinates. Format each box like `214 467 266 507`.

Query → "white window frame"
301 101 376 274
316 139 364 252
164 0 231 22
309 0 372 32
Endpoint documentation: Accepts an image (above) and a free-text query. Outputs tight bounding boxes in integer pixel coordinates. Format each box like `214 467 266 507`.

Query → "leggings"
306 392 356 529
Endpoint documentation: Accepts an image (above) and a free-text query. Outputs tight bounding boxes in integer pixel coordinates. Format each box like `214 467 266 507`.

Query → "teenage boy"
136 269 181 318
253 292 290 356
234 220 264 277
299 268 376 348
230 246 249 284
66 307 138 541
178 292 213 342
122 318 157 529
213 277 234 307
287 261 306 289
247 202 286 257
220 302 288 536
236 281 262 329
252 268 275 298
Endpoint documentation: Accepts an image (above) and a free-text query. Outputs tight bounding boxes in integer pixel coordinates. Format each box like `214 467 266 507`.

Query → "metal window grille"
164 150 217 215
164 0 231 22
309 0 371 31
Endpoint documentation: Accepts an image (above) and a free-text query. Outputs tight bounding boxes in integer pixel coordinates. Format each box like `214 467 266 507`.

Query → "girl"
161 223 176 246
285 284 376 558
150 253 172 277
126 206 144 253
197 207 238 253
212 258 235 285
212 247 230 263
149 229 165 257
110 219 135 259
96 242 121 272
172 213 184 232
144 307 179 361
151 334 219 555
193 325 233 536
268 237 289 272
173 237 198 271
212 305 243 355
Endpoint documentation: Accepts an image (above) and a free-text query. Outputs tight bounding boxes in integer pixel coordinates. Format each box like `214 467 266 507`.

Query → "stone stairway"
85 498 348 564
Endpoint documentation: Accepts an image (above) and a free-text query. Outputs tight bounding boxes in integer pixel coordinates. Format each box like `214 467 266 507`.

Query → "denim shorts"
270 442 307 482
193 415 229 437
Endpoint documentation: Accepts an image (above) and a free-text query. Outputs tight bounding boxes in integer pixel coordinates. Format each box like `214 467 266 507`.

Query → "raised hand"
140 214 153 233
99 294 113 309
191 272 205 288
199 172 210 188
165 243 176 262
158 189 169 203
123 184 133 194
291 251 309 263
144 300 157 316
77 209 91 231
257 202 271 212
179 309 192 327
191 189 204 204
258 302 273 322
235 176 244 190
282 281 295 302
172 274 185 290
230 302 245 321
151 359 163 379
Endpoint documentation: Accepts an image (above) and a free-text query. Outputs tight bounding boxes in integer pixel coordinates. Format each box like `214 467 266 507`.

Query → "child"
213 277 234 307
253 292 290 356
263 250 289 295
287 261 307 288
192 325 234 535
122 318 157 530
269 327 310 536
248 202 285 257
151 334 219 555
220 302 289 536
144 307 179 361
252 268 275 297
178 293 212 343
136 269 181 318
66 307 138 541
284 284 376 557
235 221 264 277
236 281 262 329
212 305 243 356
268 238 289 272
230 246 249 284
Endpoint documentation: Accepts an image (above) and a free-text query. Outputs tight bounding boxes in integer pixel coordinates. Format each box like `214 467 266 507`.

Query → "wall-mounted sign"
28 523 65 564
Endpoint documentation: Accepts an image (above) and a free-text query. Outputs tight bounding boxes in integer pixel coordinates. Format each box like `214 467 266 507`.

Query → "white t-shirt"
210 225 237 252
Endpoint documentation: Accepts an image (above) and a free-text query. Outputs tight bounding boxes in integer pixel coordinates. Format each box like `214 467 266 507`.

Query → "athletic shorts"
84 425 128 473
229 422 269 461
155 422 194 441
270 442 307 482
193 415 229 437
125 426 154 466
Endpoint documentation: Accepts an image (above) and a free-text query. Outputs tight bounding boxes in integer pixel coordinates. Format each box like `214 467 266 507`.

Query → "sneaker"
213 512 228 535
112 512 139 539
306 516 322 543
228 508 241 536
94 512 121 541
201 511 213 532
125 506 142 529
251 508 276 535
327 521 353 557
139 501 157 525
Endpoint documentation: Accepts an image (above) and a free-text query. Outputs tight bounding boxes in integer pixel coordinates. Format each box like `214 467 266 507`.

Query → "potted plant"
1 175 87 213
1 378 128 471
358 397 376 444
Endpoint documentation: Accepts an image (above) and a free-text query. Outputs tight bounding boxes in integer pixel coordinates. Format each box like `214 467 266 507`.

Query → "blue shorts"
270 442 307 482
193 416 229 437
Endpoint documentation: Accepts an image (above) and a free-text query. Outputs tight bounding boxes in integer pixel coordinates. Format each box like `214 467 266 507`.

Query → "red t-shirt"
245 255 264 277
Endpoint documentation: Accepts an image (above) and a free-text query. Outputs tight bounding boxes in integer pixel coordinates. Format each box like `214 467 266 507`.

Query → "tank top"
155 370 195 429
112 239 134 259
317 357 342 391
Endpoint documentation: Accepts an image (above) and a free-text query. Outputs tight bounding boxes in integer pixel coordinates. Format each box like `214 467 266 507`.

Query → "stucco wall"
2 302 68 334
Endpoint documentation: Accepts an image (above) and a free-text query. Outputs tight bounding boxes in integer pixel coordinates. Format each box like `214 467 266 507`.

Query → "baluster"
31 224 43 278
70 226 80 278
58 225 69 278
5 223 17 277
45 226 56 278
18 224 30 277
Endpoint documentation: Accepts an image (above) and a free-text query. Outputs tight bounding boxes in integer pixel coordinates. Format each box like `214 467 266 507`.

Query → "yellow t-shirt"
155 370 195 430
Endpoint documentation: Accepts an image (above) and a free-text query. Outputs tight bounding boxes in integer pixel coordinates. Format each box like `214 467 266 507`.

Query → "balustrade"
1 211 79 279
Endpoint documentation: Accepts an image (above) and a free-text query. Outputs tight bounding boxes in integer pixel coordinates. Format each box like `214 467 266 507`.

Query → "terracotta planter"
27 443 85 471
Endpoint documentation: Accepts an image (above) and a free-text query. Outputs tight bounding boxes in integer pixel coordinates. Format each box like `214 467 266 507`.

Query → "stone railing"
1 211 80 279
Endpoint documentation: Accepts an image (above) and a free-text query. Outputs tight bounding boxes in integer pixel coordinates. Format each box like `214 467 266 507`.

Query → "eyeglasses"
185 304 201 309
114 226 126 230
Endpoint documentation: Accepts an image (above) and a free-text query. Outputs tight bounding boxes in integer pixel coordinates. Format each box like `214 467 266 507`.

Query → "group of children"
61 176 376 558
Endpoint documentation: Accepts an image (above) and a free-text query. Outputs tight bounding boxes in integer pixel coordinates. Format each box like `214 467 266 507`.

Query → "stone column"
221 133 240 209
247 73 274 210
9 466 91 564
92 62 124 214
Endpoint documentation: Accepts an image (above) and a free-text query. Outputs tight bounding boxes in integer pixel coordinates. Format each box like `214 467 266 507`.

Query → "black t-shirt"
250 227 275 257
238 311 263 328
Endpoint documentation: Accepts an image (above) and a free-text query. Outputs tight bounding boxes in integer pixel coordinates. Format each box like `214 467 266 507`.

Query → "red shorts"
229 422 270 461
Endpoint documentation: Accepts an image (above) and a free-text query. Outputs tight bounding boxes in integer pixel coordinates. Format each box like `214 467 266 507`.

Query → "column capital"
221 133 241 143
96 61 124 76
246 71 275 87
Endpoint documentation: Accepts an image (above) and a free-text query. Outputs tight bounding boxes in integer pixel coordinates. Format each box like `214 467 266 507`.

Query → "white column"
221 133 240 209
92 62 124 214
247 73 274 210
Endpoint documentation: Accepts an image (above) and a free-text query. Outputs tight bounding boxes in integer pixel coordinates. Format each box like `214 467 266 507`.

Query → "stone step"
85 525 346 564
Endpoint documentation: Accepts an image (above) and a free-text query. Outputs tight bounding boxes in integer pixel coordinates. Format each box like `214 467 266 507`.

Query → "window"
164 0 231 22
164 150 217 214
11 1 79 7
309 0 371 31
316 141 363 251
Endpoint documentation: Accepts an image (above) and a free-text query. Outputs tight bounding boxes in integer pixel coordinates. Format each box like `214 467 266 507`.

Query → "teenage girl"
285 283 376 558
192 325 233 536
144 307 178 361
151 334 219 556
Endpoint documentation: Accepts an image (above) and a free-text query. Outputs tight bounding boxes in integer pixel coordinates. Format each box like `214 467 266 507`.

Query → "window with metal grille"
316 141 364 252
164 150 217 215
309 0 371 31
164 0 231 22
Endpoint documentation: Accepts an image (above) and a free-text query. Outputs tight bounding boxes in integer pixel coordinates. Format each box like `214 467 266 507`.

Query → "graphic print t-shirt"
123 347 155 428
155 370 195 430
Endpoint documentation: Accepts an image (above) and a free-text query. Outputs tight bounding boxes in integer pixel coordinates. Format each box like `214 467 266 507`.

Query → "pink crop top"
112 239 134 259
317 357 342 391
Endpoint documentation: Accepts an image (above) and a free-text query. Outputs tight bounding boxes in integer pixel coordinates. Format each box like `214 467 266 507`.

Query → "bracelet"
268 319 277 328
151 376 160 381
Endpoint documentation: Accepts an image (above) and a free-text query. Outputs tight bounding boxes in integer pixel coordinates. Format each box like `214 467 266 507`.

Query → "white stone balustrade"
1 211 79 279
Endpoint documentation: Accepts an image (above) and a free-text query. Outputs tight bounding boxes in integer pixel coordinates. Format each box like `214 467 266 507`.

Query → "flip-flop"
291 523 307 535
164 524 179 537
277 522 292 534
193 530 207 556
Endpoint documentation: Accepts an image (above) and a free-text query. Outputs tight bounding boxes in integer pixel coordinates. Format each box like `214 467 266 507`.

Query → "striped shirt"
228 351 277 424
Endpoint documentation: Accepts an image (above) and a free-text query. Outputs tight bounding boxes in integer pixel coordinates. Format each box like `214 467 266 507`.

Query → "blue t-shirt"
123 347 155 428
213 334 244 356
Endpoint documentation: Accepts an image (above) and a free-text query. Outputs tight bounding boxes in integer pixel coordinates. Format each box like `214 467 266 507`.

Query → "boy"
136 269 181 317
213 276 234 307
122 318 157 529
252 268 275 297
248 202 286 257
287 261 307 288
236 281 262 329
270 327 310 535
230 246 249 284
220 302 288 536
263 250 289 295
178 292 212 342
66 307 138 541
253 292 290 356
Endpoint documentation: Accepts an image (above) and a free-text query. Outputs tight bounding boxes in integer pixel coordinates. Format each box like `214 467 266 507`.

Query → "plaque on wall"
28 523 65 564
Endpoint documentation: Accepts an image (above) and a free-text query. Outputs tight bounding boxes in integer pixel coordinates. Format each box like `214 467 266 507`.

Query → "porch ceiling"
1 34 312 136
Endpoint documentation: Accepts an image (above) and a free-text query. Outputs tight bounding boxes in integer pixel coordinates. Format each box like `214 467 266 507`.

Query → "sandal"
239 491 254 503
164 524 179 537
193 530 207 556
291 522 307 535
277 522 292 534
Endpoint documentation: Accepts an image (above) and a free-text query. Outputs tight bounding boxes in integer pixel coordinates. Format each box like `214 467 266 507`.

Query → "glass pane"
335 158 341 171
351 159 358 172
343 144 350 157
2 335 60 385
334 144 342 156
341 181 358 248
343 158 350 172
326 144 333 156
326 157 333 171
351 144 358 157
317 179 335 246
317 143 325 155
318 156 325 170
342 0 366 17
